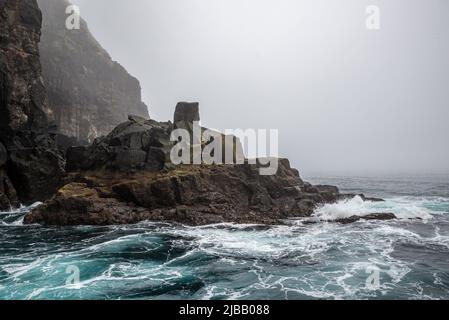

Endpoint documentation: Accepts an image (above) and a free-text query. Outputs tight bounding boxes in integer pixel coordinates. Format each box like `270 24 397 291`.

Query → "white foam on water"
313 196 435 222
0 202 42 226
0 202 42 215
155 210 449 299
1 194 448 299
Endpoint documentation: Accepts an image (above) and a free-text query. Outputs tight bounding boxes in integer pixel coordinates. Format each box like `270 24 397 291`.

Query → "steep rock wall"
0 0 65 209
38 0 149 143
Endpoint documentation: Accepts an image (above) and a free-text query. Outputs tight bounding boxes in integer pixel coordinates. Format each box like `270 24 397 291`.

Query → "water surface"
1 175 448 300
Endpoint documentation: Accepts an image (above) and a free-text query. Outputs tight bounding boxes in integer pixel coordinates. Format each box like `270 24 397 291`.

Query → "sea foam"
313 196 434 221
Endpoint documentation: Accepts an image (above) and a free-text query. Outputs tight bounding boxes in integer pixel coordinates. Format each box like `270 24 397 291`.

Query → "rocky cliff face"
0 0 50 133
37 0 149 143
0 0 65 209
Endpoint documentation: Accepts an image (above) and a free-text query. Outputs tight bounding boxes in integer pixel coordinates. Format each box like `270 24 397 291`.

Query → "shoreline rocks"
23 103 389 226
24 160 321 226
333 213 397 224
24 102 351 226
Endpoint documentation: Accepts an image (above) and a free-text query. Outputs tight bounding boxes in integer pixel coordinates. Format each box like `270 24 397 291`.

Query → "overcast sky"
67 0 449 176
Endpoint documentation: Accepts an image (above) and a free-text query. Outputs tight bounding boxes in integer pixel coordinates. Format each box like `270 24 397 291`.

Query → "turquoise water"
0 176 448 300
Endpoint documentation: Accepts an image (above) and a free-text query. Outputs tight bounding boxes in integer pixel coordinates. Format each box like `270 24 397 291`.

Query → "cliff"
37 0 149 143
0 0 65 209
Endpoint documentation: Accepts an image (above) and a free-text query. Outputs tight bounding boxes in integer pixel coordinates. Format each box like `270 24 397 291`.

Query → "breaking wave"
312 196 435 222
0 202 41 226
1 177 449 300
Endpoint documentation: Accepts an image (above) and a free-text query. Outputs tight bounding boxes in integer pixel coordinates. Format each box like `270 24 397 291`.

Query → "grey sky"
67 0 449 175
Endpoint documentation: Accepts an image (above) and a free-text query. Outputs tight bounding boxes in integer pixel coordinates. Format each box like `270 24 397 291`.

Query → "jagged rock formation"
37 0 149 143
65 102 244 173
0 0 65 210
24 103 342 225
67 116 173 172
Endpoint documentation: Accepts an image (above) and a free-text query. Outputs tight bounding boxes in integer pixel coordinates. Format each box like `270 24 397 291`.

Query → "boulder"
67 118 173 172
315 185 340 203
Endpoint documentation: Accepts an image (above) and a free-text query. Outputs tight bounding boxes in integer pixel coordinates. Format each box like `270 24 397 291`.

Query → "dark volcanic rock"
314 185 340 203
24 182 152 225
6 132 65 204
334 213 397 224
25 159 318 226
65 104 244 173
67 117 173 172
23 100 370 226
0 0 65 209
24 103 346 226
37 0 149 143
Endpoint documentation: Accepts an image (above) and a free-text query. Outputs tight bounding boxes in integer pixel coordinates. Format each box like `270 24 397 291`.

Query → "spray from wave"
0 202 41 226
1 181 449 299
312 196 434 222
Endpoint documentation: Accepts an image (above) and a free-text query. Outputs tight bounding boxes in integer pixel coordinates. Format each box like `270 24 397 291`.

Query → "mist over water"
1 175 448 300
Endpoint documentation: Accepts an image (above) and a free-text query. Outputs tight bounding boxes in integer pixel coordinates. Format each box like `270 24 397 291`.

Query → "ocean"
0 175 448 300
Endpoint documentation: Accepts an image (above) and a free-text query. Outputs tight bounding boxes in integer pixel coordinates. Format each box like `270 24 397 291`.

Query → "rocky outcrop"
67 116 173 172
0 0 65 209
37 0 149 143
333 213 397 224
25 159 338 226
65 102 244 174
24 103 344 225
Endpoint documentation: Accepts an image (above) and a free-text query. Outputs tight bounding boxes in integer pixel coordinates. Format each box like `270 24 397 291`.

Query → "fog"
68 0 449 176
